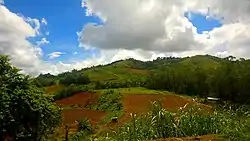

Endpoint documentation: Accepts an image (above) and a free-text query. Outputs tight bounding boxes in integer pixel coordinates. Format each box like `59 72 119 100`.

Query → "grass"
94 87 172 95
89 102 250 141
82 61 148 82
46 84 65 94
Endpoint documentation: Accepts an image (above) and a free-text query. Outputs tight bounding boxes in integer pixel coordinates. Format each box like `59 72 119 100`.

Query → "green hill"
35 55 233 93
35 55 227 85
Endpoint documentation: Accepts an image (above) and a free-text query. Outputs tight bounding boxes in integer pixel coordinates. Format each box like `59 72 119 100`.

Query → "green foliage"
146 55 250 104
59 70 90 85
70 118 93 141
112 102 250 141
34 73 56 87
78 118 93 133
70 131 89 141
89 90 123 111
53 84 89 100
101 110 124 124
0 55 61 141
34 69 90 87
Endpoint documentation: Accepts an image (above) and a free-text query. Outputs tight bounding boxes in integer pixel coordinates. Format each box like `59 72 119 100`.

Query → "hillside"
32 54 250 141
36 55 225 87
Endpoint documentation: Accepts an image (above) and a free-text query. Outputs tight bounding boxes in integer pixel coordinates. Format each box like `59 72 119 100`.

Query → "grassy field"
94 87 173 95
82 60 148 82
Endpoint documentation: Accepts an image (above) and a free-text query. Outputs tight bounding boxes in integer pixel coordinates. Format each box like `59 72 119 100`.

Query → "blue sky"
4 0 222 63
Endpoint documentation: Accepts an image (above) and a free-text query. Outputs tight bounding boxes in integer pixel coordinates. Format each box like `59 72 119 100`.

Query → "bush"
70 118 93 141
0 55 61 141
59 72 90 85
88 90 123 111
53 84 89 100
78 118 93 133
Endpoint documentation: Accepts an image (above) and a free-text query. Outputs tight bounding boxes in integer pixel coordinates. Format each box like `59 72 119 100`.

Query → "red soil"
122 94 191 114
61 108 106 125
55 92 105 128
55 92 99 107
118 94 212 125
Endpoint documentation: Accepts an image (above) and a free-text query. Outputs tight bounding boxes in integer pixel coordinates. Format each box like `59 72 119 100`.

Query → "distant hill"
35 55 233 88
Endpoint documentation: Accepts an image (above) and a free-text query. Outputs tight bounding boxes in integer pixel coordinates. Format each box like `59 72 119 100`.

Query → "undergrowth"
53 84 89 100
91 102 250 141
88 90 124 124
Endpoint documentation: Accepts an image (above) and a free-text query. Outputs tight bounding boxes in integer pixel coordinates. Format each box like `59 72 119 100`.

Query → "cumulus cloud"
0 5 42 73
37 37 50 46
41 18 48 25
79 0 250 59
25 17 40 35
48 52 65 59
3 0 250 76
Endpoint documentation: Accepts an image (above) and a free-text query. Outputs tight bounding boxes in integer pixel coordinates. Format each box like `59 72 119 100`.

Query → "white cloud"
37 37 50 46
25 17 40 35
3 0 250 76
0 0 4 4
37 37 49 46
48 52 65 59
82 1 93 16
79 0 250 60
0 5 42 74
41 18 48 25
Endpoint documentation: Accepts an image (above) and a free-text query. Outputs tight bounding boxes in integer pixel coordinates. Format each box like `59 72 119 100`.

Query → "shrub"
53 84 89 100
78 118 93 133
88 90 123 111
0 55 61 141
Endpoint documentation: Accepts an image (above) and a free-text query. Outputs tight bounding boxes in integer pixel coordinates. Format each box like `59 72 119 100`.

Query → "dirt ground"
148 135 223 141
55 92 99 107
117 94 212 124
61 108 106 125
55 92 105 127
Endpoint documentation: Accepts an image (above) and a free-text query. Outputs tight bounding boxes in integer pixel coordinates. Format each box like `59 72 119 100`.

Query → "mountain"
35 55 231 88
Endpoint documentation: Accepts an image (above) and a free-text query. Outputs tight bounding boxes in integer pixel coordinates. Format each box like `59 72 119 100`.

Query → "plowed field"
55 92 99 107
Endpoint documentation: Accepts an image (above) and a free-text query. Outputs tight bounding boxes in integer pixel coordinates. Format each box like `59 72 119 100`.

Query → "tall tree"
0 55 61 141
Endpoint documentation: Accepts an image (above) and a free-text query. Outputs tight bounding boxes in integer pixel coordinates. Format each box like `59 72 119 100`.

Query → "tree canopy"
146 56 250 104
0 55 61 141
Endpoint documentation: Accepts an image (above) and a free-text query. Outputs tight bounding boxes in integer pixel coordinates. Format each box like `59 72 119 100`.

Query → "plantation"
2 54 250 141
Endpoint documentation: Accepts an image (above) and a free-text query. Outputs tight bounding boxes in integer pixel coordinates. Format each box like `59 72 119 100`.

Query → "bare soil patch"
55 92 99 107
61 108 106 125
118 94 212 124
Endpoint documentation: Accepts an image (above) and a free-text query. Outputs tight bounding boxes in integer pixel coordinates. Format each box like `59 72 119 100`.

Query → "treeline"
146 56 250 104
94 79 146 89
34 69 90 87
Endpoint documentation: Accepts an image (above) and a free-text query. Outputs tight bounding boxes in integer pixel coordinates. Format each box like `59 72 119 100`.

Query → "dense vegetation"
146 55 250 104
26 54 250 140
80 102 250 141
36 55 250 105
0 55 61 141
53 84 89 100
88 90 124 123
35 70 90 87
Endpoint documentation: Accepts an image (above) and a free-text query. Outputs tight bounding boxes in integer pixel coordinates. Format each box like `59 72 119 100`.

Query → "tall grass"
113 102 250 141
81 101 250 141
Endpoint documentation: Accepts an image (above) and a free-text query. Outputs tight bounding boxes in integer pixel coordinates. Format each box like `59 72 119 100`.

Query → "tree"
0 55 61 141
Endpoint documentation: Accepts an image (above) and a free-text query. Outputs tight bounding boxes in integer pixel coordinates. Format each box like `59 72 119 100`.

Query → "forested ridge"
37 55 250 104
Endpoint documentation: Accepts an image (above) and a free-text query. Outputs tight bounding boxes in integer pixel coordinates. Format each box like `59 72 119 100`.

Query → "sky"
1 0 250 75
